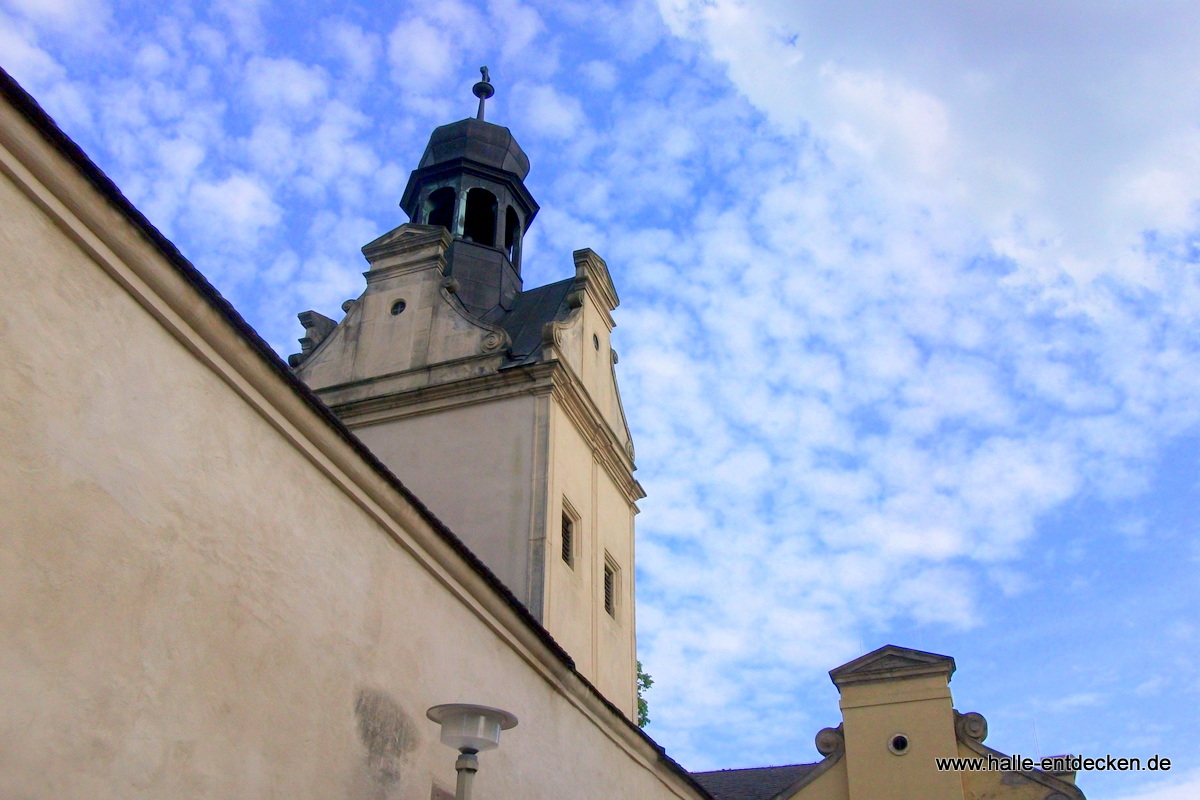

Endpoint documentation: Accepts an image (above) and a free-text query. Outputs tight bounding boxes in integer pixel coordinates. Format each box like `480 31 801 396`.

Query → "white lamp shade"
426 703 518 753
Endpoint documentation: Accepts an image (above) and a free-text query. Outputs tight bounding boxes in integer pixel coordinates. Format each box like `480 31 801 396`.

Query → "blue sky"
4 1 1199 797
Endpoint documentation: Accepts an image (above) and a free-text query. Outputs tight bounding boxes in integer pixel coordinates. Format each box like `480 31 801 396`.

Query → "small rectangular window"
604 561 616 617
561 512 574 568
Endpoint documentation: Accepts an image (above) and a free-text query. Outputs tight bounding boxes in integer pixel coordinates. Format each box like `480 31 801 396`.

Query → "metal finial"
472 66 494 121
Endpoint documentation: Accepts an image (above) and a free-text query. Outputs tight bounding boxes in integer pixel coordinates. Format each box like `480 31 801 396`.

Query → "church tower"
289 70 643 717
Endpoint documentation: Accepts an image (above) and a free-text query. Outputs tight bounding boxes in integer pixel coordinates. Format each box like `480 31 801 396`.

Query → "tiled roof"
499 277 574 365
690 764 819 800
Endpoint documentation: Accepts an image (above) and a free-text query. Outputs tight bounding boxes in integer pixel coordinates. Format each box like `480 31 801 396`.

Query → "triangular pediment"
829 645 956 687
361 223 450 264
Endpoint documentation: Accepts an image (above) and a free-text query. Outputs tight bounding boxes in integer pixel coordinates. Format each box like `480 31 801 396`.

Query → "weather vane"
473 66 494 121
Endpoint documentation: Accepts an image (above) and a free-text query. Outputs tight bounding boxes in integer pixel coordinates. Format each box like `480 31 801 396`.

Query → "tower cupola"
399 67 540 321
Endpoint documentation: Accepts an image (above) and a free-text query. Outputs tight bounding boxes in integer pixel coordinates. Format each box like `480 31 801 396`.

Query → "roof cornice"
830 644 956 688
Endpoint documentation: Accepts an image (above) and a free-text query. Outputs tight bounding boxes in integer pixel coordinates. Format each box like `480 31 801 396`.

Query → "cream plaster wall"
544 401 637 718
593 449 636 707
0 99 698 800
352 397 540 610
545 401 597 678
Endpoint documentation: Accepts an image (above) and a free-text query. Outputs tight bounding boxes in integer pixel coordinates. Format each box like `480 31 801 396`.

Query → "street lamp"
426 703 518 800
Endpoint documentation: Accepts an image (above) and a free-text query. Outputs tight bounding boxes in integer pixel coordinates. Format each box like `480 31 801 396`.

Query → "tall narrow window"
463 188 497 245
561 512 574 568
426 187 455 231
603 559 617 617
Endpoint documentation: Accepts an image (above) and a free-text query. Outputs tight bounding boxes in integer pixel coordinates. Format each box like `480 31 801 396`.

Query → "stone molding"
572 248 619 325
953 711 1086 800
320 357 645 507
829 644 957 687
548 356 645 503
361 222 453 267
815 724 845 756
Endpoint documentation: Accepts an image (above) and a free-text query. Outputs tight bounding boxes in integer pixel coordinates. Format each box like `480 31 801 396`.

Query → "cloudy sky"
4 1 1199 797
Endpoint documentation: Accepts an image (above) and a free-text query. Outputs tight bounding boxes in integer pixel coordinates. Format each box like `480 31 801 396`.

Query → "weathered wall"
353 396 540 610
0 90 699 800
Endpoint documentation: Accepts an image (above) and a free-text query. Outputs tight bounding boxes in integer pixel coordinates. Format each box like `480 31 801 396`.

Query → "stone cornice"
830 644 956 688
572 248 618 327
361 223 451 271
320 357 644 507
320 357 553 422
546 355 645 504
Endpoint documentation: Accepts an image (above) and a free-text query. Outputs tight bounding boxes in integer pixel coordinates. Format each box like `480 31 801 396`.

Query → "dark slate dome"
418 118 530 180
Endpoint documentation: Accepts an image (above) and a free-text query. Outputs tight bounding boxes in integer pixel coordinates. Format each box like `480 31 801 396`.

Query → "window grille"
604 562 616 617
561 513 574 567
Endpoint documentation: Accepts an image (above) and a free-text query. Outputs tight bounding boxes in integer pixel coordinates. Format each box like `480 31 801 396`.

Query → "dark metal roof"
691 764 819 800
499 277 574 365
418 117 530 178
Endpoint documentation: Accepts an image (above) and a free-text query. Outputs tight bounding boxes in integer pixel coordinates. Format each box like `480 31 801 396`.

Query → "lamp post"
426 703 518 800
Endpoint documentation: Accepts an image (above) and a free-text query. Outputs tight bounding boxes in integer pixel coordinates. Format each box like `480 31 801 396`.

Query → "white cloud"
488 0 544 61
580 60 618 92
213 0 265 48
244 56 329 118
387 17 455 93
385 0 496 96
0 0 108 40
324 19 381 80
819 64 953 180
657 0 1200 272
0 12 66 86
511 82 584 140
188 174 282 248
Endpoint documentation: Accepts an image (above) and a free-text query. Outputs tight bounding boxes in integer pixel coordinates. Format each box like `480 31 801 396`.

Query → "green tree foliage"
636 660 654 728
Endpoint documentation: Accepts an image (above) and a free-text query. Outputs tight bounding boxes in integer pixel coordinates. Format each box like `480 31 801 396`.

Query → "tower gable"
295 224 510 392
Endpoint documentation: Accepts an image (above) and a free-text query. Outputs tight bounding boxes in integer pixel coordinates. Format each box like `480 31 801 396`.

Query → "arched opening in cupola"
463 188 497 246
426 187 456 231
505 206 522 266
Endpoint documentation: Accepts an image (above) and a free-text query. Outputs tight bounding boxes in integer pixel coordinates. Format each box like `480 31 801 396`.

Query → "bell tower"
289 70 643 719
399 68 539 321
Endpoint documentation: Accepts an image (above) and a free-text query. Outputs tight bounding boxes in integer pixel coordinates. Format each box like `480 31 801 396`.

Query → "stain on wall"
354 687 417 798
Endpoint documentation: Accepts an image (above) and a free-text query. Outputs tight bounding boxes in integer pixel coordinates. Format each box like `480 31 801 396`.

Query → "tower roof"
417 117 531 179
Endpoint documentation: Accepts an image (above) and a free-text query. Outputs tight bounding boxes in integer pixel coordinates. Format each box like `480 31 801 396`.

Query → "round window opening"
391 299 407 316
593 334 600 350
888 734 910 755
